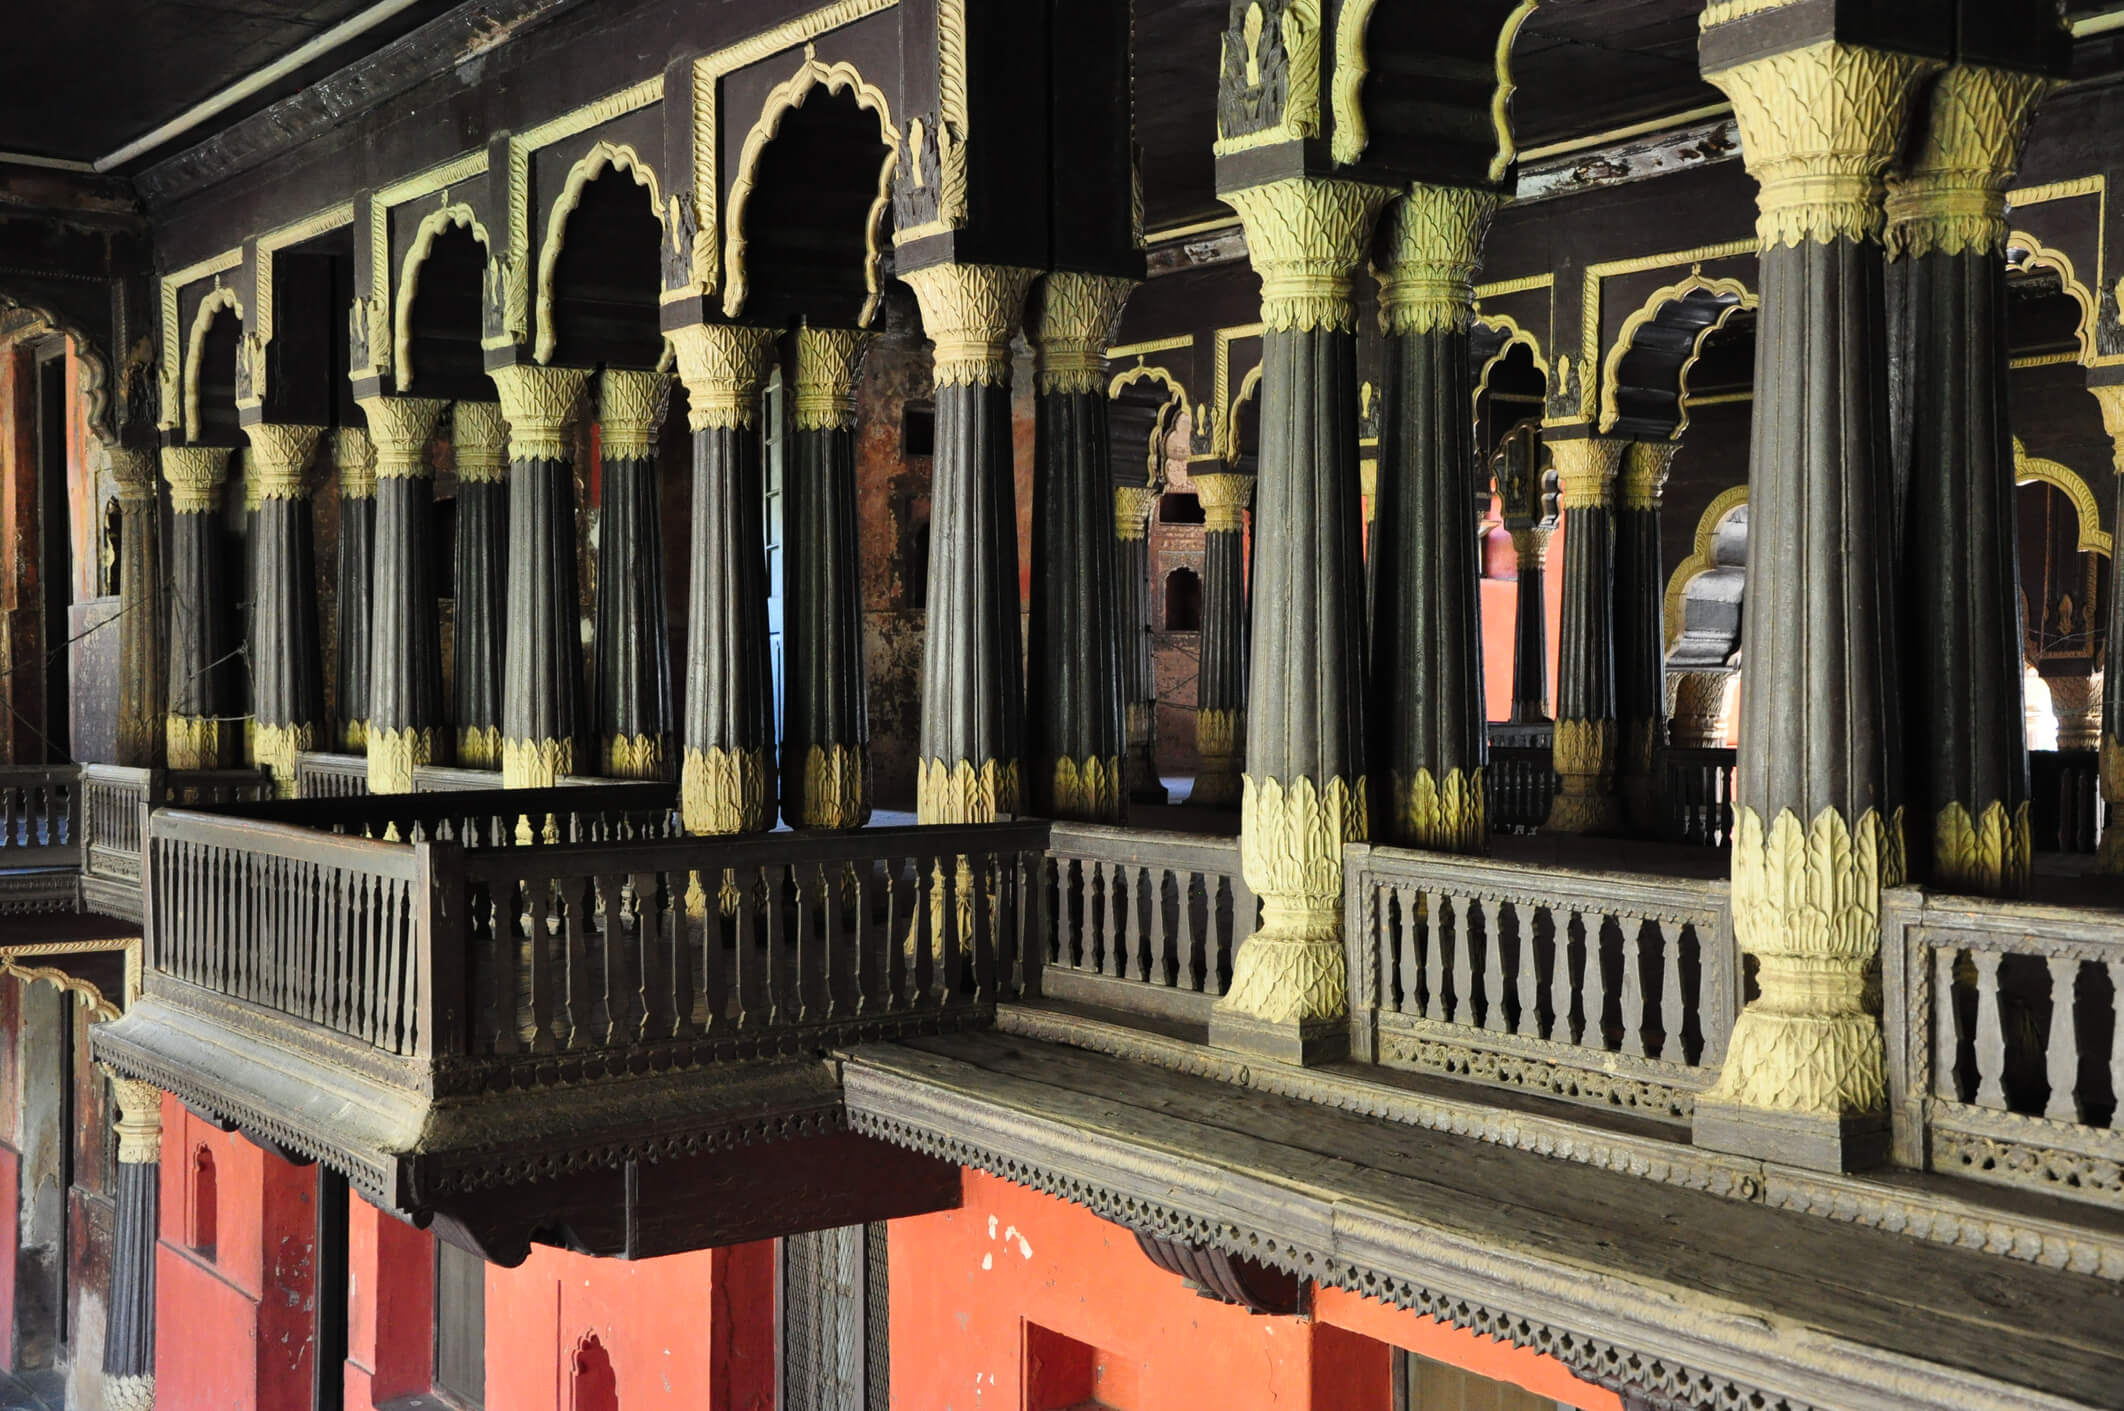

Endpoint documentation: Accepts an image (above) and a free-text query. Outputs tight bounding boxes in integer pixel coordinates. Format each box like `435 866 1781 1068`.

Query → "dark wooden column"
101 1075 161 1411
488 367 590 789
592 370 675 781
107 447 165 767
1027 273 1134 822
1691 30 1938 1170
1507 525 1553 723
784 327 873 829
1615 441 1676 832
2088 386 2124 873
1210 176 1391 1063
1189 471 1253 809
1888 65 2051 897
161 447 234 769
1371 186 1498 852
450 403 509 770
1543 436 1624 834
901 264 1038 824
333 428 377 752
1114 482 1165 805
354 396 448 793
241 424 326 796
669 325 776 835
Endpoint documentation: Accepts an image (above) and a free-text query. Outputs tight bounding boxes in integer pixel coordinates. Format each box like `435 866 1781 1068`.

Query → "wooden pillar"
1615 441 1676 832
241 424 326 796
487 368 590 789
1189 471 1253 809
107 447 166 767
591 370 676 781
901 264 1038 824
1027 273 1135 822
1371 185 1498 853
355 396 448 793
784 327 873 829
1507 525 1553 724
2090 383 2124 873
1114 483 1165 805
102 1075 161 1411
1543 436 1624 834
161 447 234 769
1209 176 1391 1063
333 428 377 751
668 325 776 834
1890 65 2051 897
1691 31 1937 1171
450 403 509 770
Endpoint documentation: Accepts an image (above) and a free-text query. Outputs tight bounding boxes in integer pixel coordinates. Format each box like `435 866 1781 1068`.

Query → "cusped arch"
1474 315 1549 423
1329 0 1535 180
0 294 116 446
1664 484 1749 650
1599 270 1756 438
535 141 665 364
2014 438 2113 558
396 203 495 391
2006 231 2096 365
1223 363 1264 465
722 45 901 323
185 286 245 444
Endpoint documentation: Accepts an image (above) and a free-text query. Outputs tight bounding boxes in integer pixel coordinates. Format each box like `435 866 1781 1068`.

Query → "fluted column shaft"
108 449 165 766
1615 441 1675 832
1371 185 1497 853
670 326 776 834
451 404 509 769
1693 35 1938 1170
1890 65 2050 897
2090 387 2124 873
488 367 590 789
784 327 874 829
1211 176 1392 1061
902 263 1038 823
1190 472 1253 809
333 430 377 751
162 448 234 768
102 1075 161 1411
241 424 326 795
1508 527 1552 724
356 397 448 793
1544 437 1624 834
1027 274 1134 822
1114 485 1165 805
592 370 675 780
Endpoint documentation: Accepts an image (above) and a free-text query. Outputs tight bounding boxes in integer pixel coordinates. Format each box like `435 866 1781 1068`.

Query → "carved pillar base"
1191 708 1246 809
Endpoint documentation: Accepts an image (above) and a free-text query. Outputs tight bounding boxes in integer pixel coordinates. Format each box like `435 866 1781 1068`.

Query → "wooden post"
107 447 166 768
102 1073 162 1411
354 396 449 793
1543 435 1625 834
1615 441 1676 833
161 447 235 769
450 404 509 769
333 428 377 751
1189 471 1254 809
591 370 677 781
240 424 327 796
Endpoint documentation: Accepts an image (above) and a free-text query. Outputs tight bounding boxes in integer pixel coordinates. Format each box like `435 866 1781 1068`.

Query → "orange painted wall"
483 1239 775 1411
1480 520 1565 721
343 1199 433 1411
1311 1284 1621 1411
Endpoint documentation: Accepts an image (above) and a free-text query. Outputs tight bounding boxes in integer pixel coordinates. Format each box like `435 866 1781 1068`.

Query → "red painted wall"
483 1239 775 1411
1311 1284 1620 1410
1480 521 1565 722
0 1144 17 1370
344 1199 432 1411
155 1096 318 1411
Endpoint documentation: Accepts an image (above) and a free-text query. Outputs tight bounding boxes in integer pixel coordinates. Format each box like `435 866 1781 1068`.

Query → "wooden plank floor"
843 1030 2124 1411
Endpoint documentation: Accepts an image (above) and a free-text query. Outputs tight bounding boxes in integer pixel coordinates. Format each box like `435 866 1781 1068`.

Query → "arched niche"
540 147 665 370
2014 439 2111 676
1664 489 1748 668
2005 232 2095 366
264 224 361 429
1110 365 1188 489
1473 329 1546 470
1601 274 1756 441
397 206 496 399
185 290 245 447
1163 565 1203 631
1226 364 1262 475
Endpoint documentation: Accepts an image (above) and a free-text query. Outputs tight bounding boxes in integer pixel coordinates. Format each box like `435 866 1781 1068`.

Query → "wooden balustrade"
79 765 270 920
294 751 372 798
196 782 680 848
1658 746 1737 847
2029 749 2101 854
1041 824 1256 1023
1883 886 2124 1210
1485 746 1557 835
0 765 80 913
1344 841 1736 1120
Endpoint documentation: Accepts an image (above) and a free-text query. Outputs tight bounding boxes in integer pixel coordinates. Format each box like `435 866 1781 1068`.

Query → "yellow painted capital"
1191 472 1255 532
106 1075 163 1165
355 396 447 478
1550 438 1623 511
793 327 872 432
1508 525 1553 567
598 369 673 460
667 324 775 431
451 402 508 484
487 366 588 461
1706 41 1941 250
1377 185 1500 337
2090 384 2124 476
241 424 324 501
1114 484 1158 541
107 446 159 502
901 264 1038 388
1224 178 1394 333
1619 441 1676 511
1886 65 2053 260
1032 272 1137 396
160 447 230 514
334 427 377 500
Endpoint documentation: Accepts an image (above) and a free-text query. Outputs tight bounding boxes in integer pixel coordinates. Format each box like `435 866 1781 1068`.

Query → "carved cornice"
1190 472 1254 532
452 402 508 483
159 447 229 514
488 365 588 460
355 396 446 479
1032 273 1137 397
668 324 775 431
241 424 324 501
1886 66 2054 261
1551 437 1622 511
793 326 872 432
1377 186 1499 337
1619 441 1676 511
1223 178 1392 333
901 264 1037 388
334 427 378 500
1706 41 1941 249
597 370 673 460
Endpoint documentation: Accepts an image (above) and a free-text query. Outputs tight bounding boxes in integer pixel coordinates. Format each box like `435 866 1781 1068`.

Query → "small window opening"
901 402 935 457
190 1145 217 1260
1159 492 1204 524
1163 567 1202 632
572 1332 618 1411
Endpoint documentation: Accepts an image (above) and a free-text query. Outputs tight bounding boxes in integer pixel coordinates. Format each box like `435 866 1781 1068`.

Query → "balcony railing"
80 765 271 920
292 751 606 799
0 765 79 913
1658 746 1737 847
2030 748 2103 854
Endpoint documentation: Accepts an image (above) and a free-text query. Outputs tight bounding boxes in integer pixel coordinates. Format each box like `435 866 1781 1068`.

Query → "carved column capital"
793 327 872 432
1114 484 1158 541
1705 40 1942 250
334 427 377 499
1551 437 1624 511
668 324 775 431
108 446 159 502
598 369 673 460
105 1073 163 1166
1376 184 1500 337
1619 441 1676 511
1191 472 1255 532
1508 525 1553 569
1223 177 1394 333
1031 272 1136 396
452 402 508 484
241 424 324 501
1887 64 2054 260
355 396 447 478
901 263 1038 388
160 447 230 513
2042 670 2103 751
487 366 588 460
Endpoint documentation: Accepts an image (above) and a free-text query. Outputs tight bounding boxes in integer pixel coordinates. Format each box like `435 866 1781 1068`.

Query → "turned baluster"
2044 954 2083 1123
1659 923 1686 1062
1972 949 2007 1109
1621 917 1649 1059
1398 886 1422 1015
1514 903 1539 1038
1480 898 1506 1033
1932 945 1961 1101
1448 894 1473 1026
